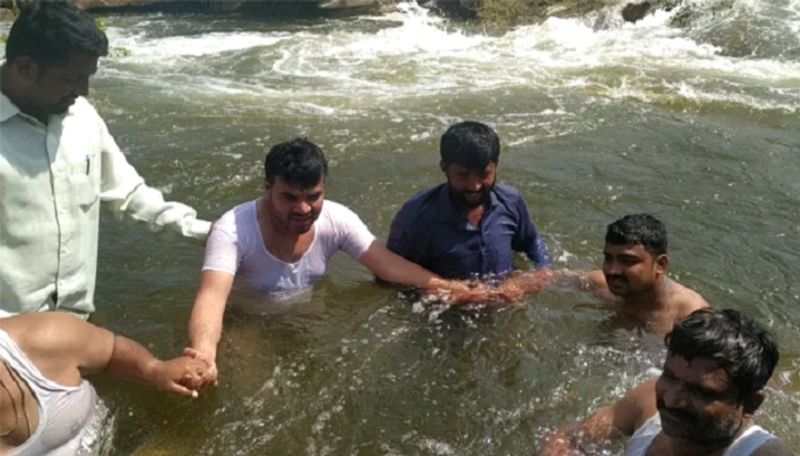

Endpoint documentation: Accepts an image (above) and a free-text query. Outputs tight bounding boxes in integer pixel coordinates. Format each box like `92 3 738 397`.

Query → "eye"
621 256 640 266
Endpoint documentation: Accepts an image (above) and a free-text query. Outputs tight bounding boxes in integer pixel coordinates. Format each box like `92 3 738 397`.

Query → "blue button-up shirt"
387 183 551 280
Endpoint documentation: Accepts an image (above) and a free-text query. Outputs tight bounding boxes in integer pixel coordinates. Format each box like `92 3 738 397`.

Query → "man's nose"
662 384 689 409
604 260 621 275
296 201 311 214
468 177 483 192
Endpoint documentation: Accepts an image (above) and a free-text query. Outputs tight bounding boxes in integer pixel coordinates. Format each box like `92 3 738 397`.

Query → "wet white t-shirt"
202 199 375 300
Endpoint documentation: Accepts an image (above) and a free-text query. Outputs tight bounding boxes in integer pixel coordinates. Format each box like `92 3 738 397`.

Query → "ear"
439 161 447 173
741 390 765 417
263 181 271 193
13 57 40 82
655 254 669 273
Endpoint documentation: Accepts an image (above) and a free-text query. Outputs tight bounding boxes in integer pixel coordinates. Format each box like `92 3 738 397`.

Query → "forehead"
272 177 325 194
664 354 732 391
603 243 651 258
445 162 497 174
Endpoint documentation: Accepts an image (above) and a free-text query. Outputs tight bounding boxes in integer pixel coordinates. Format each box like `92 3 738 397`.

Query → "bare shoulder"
669 280 710 317
0 312 87 349
587 270 607 288
0 312 101 385
595 378 659 436
622 378 659 429
752 438 796 456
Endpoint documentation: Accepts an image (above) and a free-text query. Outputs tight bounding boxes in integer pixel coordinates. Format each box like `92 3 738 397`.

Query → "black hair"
665 308 779 401
264 138 328 189
440 121 500 170
605 213 667 256
5 1 108 66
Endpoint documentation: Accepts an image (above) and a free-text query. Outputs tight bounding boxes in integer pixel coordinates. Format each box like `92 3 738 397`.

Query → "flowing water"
4 0 800 453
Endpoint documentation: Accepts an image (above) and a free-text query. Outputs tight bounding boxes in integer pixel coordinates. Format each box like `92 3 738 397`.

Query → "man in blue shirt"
387 121 551 280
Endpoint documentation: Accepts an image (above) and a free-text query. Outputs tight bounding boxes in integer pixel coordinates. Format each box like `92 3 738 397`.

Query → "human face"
17 52 98 118
656 354 746 445
441 161 497 208
602 243 665 297
264 177 324 235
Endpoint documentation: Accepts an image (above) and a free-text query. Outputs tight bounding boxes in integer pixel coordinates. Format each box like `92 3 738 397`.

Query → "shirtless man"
494 213 709 334
0 312 205 455
540 308 794 456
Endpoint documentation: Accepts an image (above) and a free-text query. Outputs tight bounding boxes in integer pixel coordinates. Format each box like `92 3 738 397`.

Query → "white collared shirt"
0 93 210 316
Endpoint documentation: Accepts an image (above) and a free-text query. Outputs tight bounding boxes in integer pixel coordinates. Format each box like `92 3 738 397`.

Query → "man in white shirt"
0 2 210 317
187 138 470 386
540 308 793 456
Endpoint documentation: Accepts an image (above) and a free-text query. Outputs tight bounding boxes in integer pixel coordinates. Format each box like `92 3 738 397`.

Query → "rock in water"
622 1 652 23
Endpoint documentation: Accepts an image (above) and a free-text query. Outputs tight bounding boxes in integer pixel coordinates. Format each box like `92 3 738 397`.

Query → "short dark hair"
605 213 667 256
264 138 328 189
440 121 500 169
665 308 779 401
5 1 108 66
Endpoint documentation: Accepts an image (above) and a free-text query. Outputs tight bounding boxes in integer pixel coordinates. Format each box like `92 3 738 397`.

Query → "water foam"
97 1 800 115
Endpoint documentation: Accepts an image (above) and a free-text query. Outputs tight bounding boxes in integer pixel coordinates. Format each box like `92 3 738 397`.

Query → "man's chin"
289 220 314 234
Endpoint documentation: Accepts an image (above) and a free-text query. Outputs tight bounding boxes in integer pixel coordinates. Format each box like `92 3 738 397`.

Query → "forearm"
378 259 439 288
104 334 161 384
115 185 211 240
188 296 225 360
361 242 439 288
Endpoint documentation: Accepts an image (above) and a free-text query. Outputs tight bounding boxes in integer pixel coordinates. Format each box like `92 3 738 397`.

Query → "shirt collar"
0 92 21 123
434 183 500 223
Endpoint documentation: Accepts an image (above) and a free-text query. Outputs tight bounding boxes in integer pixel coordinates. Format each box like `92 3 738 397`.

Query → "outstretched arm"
359 241 477 303
540 379 656 455
98 120 210 241
2 312 205 397
186 270 235 387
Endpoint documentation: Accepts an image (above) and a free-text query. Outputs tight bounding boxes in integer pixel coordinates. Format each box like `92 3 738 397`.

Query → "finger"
168 382 198 398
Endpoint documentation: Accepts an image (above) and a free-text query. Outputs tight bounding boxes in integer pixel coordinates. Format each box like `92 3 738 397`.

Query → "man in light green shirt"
0 3 210 317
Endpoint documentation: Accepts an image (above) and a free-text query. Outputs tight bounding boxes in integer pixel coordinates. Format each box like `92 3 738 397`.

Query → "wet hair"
665 308 779 401
605 213 667 256
264 138 328 189
440 121 500 170
5 1 108 67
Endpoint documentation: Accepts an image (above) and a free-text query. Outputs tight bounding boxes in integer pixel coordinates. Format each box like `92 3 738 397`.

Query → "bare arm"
359 241 481 303
540 379 657 455
186 270 235 385
359 241 439 287
3 313 204 397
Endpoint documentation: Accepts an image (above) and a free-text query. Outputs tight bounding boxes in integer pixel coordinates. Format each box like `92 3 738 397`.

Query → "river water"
5 0 800 453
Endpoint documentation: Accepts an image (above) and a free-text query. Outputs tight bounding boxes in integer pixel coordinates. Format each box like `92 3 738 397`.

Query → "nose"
467 176 483 192
662 383 689 410
296 201 311 215
603 259 621 275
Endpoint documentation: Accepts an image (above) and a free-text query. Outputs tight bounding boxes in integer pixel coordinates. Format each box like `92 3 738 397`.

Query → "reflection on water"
3 0 798 453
